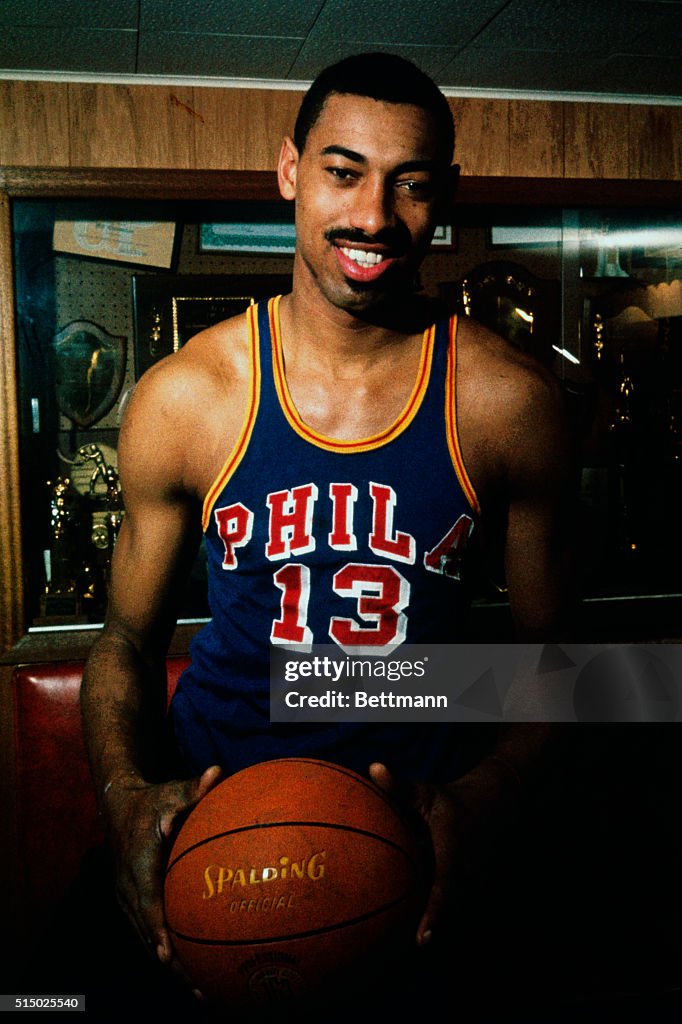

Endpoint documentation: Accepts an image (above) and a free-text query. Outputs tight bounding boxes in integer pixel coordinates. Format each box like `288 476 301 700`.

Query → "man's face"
280 92 449 316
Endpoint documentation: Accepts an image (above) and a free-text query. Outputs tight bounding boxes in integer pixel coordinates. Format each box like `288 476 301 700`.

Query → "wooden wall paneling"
563 102 630 179
68 84 196 168
628 105 682 180
450 99 510 177
509 100 564 178
192 87 304 171
0 81 70 167
0 193 24 653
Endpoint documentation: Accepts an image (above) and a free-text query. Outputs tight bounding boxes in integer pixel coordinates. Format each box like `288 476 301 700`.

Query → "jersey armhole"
445 315 481 518
201 303 261 532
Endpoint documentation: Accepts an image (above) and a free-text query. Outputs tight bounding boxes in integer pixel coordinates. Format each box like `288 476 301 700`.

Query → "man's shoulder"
118 310 255 499
457 315 562 418
455 316 568 490
134 310 252 413
175 309 253 383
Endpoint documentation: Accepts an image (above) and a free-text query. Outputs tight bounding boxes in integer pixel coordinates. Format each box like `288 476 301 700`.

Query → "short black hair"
294 52 455 166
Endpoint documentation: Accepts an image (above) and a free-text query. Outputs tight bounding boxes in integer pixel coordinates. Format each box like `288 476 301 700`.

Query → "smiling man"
78 53 573 1019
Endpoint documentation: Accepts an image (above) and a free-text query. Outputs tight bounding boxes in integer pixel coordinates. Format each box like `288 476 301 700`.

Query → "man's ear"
278 136 299 201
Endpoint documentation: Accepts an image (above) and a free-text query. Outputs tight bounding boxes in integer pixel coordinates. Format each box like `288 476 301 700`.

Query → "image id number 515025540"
2 996 84 1011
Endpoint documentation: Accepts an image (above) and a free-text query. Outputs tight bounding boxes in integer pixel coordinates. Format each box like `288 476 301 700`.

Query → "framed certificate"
53 219 179 269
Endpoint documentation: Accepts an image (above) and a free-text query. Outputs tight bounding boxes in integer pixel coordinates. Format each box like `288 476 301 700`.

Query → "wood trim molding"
455 176 682 207
0 192 24 653
1 166 681 205
0 167 280 200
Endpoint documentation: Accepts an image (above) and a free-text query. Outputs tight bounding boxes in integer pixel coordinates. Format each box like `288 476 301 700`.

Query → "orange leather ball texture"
164 758 427 1010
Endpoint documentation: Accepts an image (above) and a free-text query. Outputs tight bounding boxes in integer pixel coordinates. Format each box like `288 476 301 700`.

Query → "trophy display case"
3 172 682 646
8 191 293 637
447 207 682 618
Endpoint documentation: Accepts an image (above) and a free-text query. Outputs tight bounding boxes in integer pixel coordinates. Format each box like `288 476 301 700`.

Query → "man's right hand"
102 764 222 986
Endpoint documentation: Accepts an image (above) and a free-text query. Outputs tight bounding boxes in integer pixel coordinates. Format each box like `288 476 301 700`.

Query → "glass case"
450 206 682 608
563 209 682 604
9 191 682 636
12 196 293 630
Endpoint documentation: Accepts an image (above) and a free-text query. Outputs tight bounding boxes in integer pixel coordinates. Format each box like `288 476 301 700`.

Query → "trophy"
593 312 605 362
46 443 126 620
607 353 639 564
40 476 86 621
79 443 124 575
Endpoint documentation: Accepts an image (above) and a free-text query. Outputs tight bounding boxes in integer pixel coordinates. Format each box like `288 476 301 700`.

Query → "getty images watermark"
270 643 682 723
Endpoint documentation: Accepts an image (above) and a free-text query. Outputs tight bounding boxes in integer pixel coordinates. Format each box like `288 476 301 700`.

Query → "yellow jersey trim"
201 304 261 532
270 294 434 454
445 315 481 516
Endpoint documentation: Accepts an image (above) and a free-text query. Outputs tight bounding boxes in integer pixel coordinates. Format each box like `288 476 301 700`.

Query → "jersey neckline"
268 294 435 454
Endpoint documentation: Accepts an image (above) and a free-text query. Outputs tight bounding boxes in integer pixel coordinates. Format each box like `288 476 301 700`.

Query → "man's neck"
280 274 438 372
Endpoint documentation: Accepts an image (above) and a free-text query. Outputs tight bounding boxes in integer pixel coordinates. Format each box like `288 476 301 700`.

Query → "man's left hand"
369 760 522 945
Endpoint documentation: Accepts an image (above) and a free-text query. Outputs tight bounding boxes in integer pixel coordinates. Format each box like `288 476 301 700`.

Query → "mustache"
324 225 410 250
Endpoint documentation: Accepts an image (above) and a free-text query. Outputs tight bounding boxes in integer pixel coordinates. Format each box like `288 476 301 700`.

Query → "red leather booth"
10 656 189 925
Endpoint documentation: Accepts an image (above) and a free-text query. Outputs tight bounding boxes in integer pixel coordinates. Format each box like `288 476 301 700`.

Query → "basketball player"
80 53 572 1005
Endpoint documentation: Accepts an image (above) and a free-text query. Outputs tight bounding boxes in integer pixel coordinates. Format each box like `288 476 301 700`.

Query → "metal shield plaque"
52 320 127 427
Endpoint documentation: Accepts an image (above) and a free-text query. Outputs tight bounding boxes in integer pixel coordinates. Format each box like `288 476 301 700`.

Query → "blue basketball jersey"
171 295 479 781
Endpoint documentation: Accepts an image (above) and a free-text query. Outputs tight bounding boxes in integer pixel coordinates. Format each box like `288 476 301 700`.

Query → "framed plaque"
132 273 292 378
199 202 296 255
53 219 179 270
200 220 296 255
52 320 126 427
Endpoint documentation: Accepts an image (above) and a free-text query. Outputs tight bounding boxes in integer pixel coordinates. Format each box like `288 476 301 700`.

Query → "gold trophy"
78 443 125 602
40 476 85 621
49 443 126 619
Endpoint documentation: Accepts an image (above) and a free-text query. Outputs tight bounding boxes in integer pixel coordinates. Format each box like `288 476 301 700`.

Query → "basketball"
164 757 428 1009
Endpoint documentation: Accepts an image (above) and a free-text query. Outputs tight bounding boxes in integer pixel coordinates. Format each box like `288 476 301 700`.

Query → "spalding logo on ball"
164 758 427 1008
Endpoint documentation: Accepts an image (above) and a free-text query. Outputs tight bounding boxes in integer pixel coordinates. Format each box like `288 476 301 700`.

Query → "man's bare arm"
443 364 575 903
82 357 203 795
80 359 223 973
462 362 574 801
502 365 576 640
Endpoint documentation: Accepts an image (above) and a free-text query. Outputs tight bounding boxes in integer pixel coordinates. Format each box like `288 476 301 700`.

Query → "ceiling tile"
440 47 594 92
303 0 507 47
137 31 304 78
584 54 682 96
611 1 682 57
476 0 682 56
0 0 680 99
289 40 459 81
140 0 324 36
0 0 138 28
0 27 137 73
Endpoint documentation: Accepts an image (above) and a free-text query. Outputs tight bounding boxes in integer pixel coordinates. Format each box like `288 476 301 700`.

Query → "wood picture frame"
132 273 292 378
